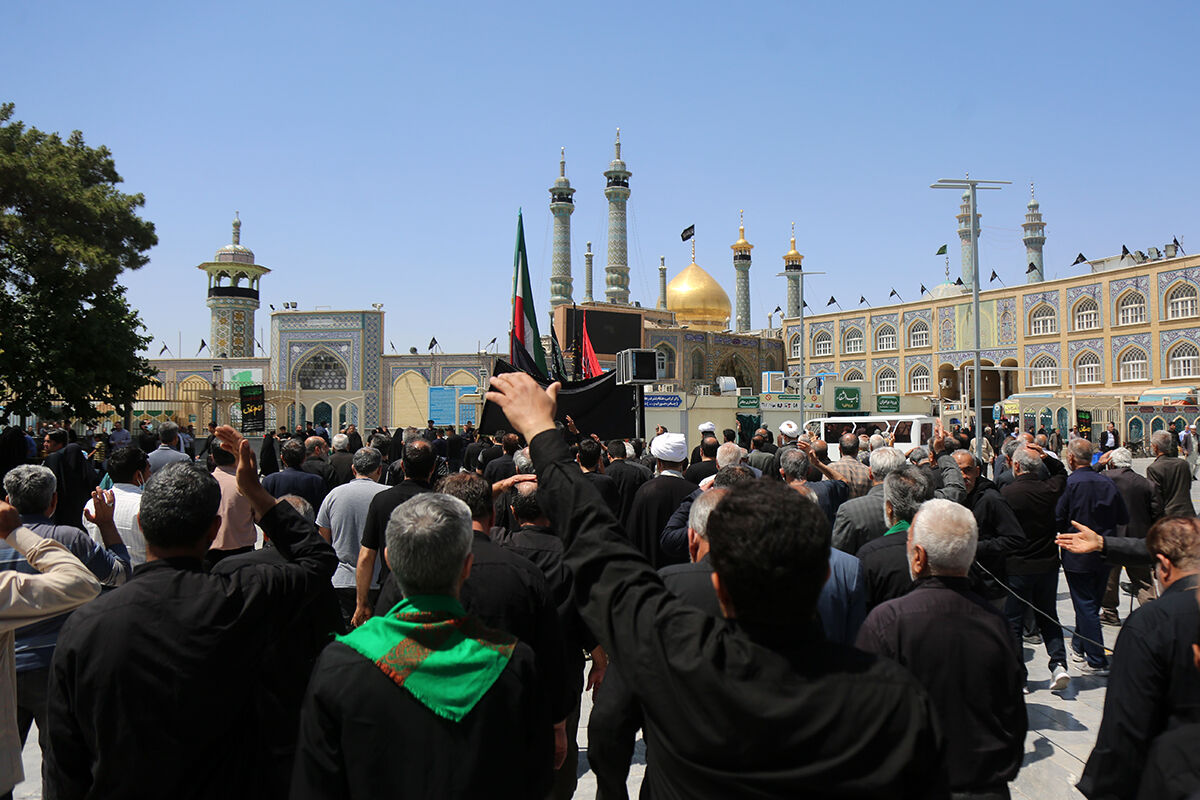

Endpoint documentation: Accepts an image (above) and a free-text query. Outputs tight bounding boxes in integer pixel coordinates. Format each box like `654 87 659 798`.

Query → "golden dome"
667 262 731 331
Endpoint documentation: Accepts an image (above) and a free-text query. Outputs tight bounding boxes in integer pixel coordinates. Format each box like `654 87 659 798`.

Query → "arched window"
1030 304 1057 336
1075 351 1101 384
908 319 929 348
1166 283 1199 320
813 331 832 357
1168 341 1199 378
1029 355 1058 387
655 345 675 379
843 368 864 381
690 350 705 380
909 364 930 393
876 367 898 394
1073 297 1099 331
297 352 347 390
843 327 864 354
875 324 897 351
1117 291 1147 325
1118 347 1148 382
789 334 802 359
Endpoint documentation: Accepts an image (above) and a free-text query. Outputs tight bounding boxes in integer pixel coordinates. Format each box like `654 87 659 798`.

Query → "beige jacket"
0 527 101 793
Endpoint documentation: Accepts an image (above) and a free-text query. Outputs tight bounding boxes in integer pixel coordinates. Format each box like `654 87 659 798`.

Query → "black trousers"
587 662 647 800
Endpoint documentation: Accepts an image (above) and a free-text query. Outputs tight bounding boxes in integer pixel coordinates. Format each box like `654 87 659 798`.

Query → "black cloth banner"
680 225 695 242
239 385 266 434
479 360 636 440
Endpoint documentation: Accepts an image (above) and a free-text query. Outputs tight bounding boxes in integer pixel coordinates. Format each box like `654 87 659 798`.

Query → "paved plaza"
15 458 1199 799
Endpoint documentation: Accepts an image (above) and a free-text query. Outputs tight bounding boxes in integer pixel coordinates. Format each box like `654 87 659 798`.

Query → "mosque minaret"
1023 184 1047 284
731 211 753 332
548 148 575 307
603 128 632 304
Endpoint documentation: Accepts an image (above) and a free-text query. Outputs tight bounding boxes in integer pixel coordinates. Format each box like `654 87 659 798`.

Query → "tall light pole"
931 177 1010 461
211 364 222 426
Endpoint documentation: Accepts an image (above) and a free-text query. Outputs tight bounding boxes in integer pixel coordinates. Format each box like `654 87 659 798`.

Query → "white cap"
698 421 716 434
650 433 688 462
779 420 799 439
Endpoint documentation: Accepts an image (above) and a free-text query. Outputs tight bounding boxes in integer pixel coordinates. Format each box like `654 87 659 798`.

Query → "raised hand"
486 374 558 442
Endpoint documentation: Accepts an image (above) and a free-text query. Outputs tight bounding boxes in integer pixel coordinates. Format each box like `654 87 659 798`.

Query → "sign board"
1076 409 1093 441
876 394 900 413
834 387 861 411
761 393 804 411
239 385 265 434
737 396 760 409
643 394 682 408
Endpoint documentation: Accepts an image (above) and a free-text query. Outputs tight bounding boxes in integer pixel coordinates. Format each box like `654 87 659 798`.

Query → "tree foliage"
0 102 158 419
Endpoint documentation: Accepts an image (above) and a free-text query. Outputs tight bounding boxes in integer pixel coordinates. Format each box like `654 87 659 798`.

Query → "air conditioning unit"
653 382 678 393
762 371 785 393
693 384 712 396
715 376 737 395
736 387 753 397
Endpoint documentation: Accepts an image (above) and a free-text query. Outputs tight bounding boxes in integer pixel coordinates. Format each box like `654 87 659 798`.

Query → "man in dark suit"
301 436 336 491
603 440 649 526
328 434 355 488
482 433 521 485
831 448 907 555
1099 421 1120 453
1146 430 1195 517
262 439 327 512
1100 447 1160 620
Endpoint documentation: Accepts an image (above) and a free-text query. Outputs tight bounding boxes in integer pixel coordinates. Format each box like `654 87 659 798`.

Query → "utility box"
616 349 658 385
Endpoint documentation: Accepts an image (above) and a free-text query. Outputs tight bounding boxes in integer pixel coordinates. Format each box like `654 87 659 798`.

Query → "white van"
806 415 937 460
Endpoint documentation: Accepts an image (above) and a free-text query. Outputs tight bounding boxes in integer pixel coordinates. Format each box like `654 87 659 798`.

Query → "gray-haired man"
317 447 390 626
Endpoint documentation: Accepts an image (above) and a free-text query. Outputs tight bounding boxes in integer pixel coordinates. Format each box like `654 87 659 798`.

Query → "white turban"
650 433 688 463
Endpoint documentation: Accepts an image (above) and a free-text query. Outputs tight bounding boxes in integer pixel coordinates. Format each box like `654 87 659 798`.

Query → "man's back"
1106 466 1159 539
604 459 650 525
262 467 327 511
831 485 886 555
625 474 698 568
147 444 191 474
581 471 621 517
301 454 336 490
1146 454 1195 516
1057 468 1129 571
293 638 551 799
856 577 1026 793
317 477 390 589
45 502 337 798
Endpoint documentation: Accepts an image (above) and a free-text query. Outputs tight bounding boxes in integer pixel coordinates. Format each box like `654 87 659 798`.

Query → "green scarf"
337 594 516 722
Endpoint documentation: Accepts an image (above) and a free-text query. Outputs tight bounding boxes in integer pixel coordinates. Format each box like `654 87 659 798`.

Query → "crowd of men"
0 394 1197 799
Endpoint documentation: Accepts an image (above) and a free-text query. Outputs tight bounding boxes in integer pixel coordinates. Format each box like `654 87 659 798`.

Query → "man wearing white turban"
627 433 698 568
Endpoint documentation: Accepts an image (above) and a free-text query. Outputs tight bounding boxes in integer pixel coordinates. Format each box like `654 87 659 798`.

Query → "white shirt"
85 482 147 566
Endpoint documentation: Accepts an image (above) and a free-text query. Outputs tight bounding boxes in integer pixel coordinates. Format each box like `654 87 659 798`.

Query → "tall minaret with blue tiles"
549 147 575 307
956 189 980 289
1023 184 1046 284
197 214 269 358
604 128 632 304
731 211 753 332
783 224 803 318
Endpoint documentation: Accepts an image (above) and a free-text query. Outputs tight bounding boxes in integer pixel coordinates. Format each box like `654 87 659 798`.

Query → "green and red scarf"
338 594 516 722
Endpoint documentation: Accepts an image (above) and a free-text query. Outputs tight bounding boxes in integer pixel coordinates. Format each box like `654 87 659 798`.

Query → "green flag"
935 244 948 255
509 210 548 378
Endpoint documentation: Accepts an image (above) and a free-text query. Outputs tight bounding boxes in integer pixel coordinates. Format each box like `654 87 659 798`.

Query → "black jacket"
961 476 1025 598
1080 574 1200 800
1000 455 1067 575
531 430 948 798
1105 465 1161 539
45 501 338 799
857 576 1027 793
604 458 651 526
1146 455 1195 517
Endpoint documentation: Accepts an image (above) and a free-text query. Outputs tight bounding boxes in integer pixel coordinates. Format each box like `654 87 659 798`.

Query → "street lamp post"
211 364 222 426
932 177 1011 462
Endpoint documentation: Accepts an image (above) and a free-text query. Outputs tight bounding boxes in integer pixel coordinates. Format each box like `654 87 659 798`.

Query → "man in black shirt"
577 438 621 518
682 436 719 485
857 498 1027 797
483 433 521 485
293 492 554 799
857 465 931 609
624 433 697 568
603 439 649 526
486 373 948 797
1079 516 1200 799
352 439 435 626
45 429 338 799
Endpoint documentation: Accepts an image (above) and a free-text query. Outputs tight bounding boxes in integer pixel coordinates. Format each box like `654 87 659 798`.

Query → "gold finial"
691 237 696 264
1030 181 1036 200
560 147 566 177
791 221 795 248
615 127 621 159
232 211 241 245
945 256 951 281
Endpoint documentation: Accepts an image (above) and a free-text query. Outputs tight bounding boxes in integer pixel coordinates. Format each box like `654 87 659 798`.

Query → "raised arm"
0 501 101 632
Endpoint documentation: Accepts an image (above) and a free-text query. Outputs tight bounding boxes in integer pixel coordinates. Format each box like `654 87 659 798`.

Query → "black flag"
889 288 900 298
196 339 208 356
772 306 782 314
989 270 1000 282
1072 253 1088 265
680 225 695 242
389 340 397 352
428 337 438 351
1121 244 1131 258
1174 236 1185 255
859 295 868 305
1026 262 1039 274
158 343 169 356
954 277 964 286
827 296 838 306
919 283 928 296
803 301 811 310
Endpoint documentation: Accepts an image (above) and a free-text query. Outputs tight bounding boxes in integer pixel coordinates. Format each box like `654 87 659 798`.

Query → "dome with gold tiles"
667 262 731 331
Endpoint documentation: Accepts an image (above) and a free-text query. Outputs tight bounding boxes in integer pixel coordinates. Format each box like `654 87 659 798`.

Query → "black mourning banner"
680 225 695 242
480 360 636 440
239 385 266 434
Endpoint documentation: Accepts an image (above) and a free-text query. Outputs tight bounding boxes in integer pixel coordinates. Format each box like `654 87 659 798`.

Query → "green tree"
0 103 158 420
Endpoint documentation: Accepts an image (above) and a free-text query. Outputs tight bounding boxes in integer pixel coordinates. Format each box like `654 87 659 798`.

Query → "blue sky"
6 1 1198 356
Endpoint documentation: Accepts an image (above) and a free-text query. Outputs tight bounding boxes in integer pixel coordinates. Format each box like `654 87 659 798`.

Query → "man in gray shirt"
315 447 389 626
146 422 191 474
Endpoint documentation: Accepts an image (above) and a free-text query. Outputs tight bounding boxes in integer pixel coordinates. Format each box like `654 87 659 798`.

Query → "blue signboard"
428 387 459 425
643 394 683 408
457 387 477 425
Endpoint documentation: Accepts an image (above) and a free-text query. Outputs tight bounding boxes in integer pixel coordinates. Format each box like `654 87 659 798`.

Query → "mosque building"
782 187 1200 441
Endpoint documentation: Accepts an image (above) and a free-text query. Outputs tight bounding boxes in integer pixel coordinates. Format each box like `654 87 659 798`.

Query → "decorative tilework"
809 321 834 336
870 313 898 328
938 348 1018 365
1066 283 1101 307
1160 329 1200 376
872 357 899 375
1157 266 1200 295
1068 338 1103 359
1022 290 1060 315
1110 275 1150 319
839 360 865 373
839 317 865 332
684 332 706 343
1024 343 1061 362
904 354 932 370
1111 333 1152 372
902 308 932 324
809 361 835 375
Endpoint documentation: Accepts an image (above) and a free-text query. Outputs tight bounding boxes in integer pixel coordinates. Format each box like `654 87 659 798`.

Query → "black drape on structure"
480 361 636 440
